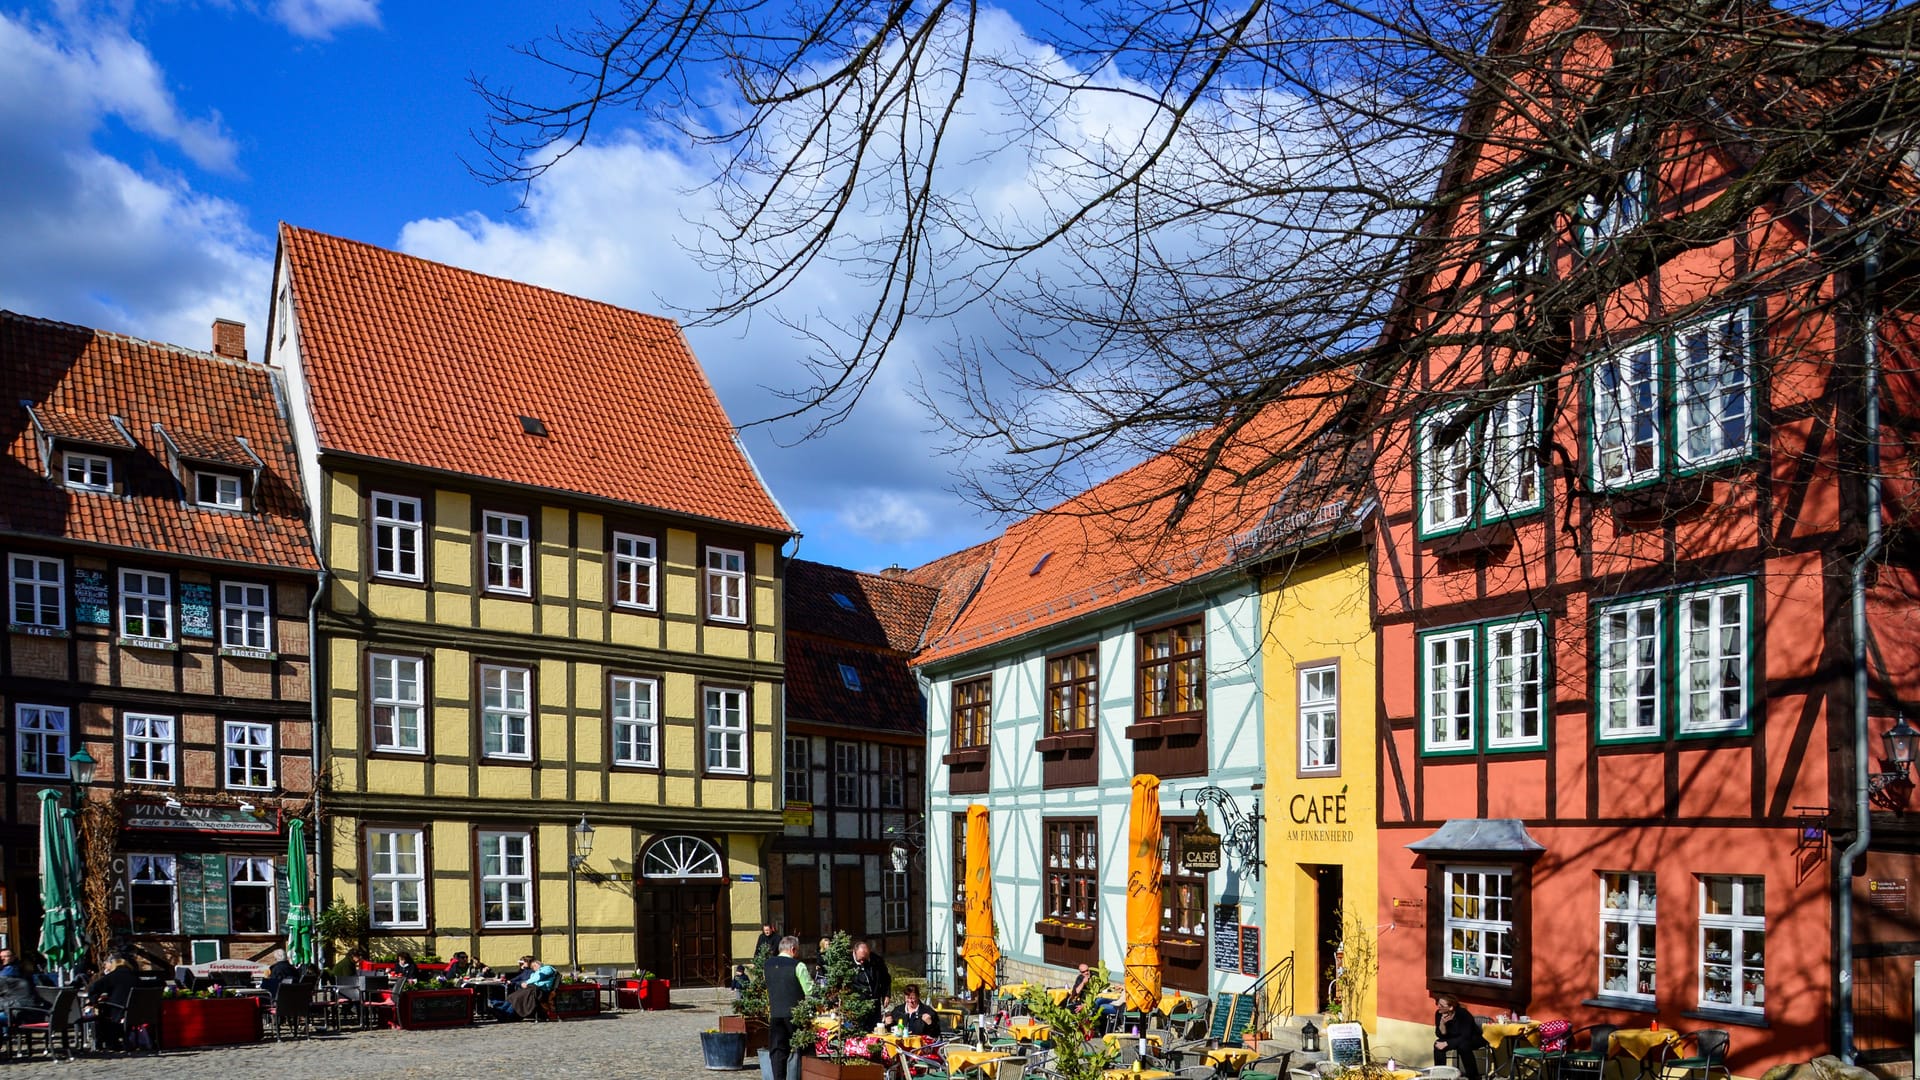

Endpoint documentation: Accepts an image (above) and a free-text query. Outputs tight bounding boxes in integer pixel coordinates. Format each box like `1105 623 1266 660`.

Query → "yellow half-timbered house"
267 225 793 983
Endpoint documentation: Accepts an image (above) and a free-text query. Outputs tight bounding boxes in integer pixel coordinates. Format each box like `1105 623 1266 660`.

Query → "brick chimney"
212 319 247 361
880 564 909 578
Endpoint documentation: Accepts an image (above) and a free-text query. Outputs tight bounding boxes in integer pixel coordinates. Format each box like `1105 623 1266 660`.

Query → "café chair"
1558 1025 1618 1080
99 985 164 1053
1658 1030 1731 1080
1240 1048 1297 1080
11 987 87 1060
270 981 316 1040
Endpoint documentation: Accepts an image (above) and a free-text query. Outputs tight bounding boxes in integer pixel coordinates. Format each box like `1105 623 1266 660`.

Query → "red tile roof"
784 560 938 735
786 559 939 653
0 312 320 572
158 427 262 469
914 373 1359 666
899 540 995 646
28 407 133 448
277 224 793 535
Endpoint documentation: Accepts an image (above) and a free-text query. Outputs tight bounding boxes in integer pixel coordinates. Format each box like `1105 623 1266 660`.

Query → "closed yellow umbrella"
1125 774 1162 1014
961 804 1000 993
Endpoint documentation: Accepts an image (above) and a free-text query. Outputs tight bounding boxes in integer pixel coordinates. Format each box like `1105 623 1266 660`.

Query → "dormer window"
196 471 244 510
63 452 112 492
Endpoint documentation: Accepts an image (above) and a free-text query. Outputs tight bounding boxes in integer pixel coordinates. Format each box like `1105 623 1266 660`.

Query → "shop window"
1699 875 1764 1014
129 854 177 934
229 857 276 934
1599 871 1656 1002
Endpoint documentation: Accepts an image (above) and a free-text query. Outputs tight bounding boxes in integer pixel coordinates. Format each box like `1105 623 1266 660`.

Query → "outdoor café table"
870 1032 932 1057
946 1048 1017 1077
1608 1028 1681 1080
936 1005 966 1031
1047 988 1072 1005
466 979 508 1020
1102 1031 1165 1052
1204 1046 1260 1073
1483 1019 1542 1076
1008 1019 1052 1042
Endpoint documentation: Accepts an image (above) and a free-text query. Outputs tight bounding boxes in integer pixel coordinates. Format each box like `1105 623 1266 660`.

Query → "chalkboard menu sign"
1238 925 1261 976
1212 904 1241 972
179 853 230 935
552 985 600 1017
179 583 214 638
73 569 110 626
403 989 474 1028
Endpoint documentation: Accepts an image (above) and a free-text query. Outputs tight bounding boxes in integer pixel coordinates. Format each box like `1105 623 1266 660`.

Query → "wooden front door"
785 862 820 942
831 865 865 941
637 884 727 987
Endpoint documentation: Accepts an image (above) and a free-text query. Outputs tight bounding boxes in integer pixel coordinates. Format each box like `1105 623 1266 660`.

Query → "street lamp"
1870 714 1920 811
567 815 595 972
66 748 95 802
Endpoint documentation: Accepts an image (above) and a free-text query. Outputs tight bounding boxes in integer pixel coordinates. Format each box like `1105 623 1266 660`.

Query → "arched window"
641 835 724 880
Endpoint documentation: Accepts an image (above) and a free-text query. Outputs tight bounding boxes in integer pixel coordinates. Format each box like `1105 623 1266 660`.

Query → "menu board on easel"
179 853 230 935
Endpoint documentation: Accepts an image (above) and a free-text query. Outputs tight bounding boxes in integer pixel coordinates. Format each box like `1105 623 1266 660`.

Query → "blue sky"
0 0 1007 573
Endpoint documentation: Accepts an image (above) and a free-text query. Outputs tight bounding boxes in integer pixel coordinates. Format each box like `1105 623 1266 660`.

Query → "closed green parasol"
286 817 316 966
36 789 85 972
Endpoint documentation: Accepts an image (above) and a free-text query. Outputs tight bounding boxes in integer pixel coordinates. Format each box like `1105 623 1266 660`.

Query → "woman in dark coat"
1433 993 1487 1080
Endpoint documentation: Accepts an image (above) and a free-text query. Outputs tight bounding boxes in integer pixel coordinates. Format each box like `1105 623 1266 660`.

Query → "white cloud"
836 490 936 544
0 10 268 353
271 0 380 40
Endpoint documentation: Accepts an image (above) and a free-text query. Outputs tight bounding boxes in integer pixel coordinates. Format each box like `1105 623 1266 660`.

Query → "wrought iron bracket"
1180 784 1264 880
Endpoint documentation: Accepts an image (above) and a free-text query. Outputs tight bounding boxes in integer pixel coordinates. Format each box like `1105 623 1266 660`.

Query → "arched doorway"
635 835 729 987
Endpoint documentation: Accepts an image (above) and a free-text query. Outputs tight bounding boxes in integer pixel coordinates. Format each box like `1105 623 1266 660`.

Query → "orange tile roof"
0 312 320 572
158 427 262 469
786 559 939 653
914 373 1360 666
27 406 133 448
277 224 793 535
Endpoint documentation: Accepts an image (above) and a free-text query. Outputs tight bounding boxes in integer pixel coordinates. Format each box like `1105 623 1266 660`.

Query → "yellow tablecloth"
1008 1020 1052 1042
812 1016 841 1033
1204 1046 1259 1069
1159 993 1189 1016
947 1049 1017 1077
1103 1071 1174 1080
936 1007 966 1028
870 1032 932 1053
1483 1021 1542 1049
1610 1029 1680 1061
1000 982 1035 999
1103 1032 1165 1050
1047 988 1071 1005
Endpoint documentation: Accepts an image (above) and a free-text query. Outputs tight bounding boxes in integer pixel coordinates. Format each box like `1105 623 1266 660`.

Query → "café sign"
124 801 278 835
1181 814 1223 873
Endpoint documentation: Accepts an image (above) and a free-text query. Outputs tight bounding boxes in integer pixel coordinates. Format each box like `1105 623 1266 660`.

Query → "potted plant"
704 1027 750 1070
794 932 884 1080
1012 965 1120 1080
724 943 772 1054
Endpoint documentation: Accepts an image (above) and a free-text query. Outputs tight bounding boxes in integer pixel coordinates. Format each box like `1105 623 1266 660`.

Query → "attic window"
63 452 113 493
1030 552 1053 576
196 471 245 510
839 664 863 692
518 415 549 437
831 592 857 611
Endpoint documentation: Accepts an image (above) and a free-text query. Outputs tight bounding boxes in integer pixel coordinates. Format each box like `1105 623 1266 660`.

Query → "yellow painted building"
269 225 795 983
1259 540 1379 1025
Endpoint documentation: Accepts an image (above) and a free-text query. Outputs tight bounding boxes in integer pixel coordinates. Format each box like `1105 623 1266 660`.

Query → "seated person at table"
446 952 473 979
89 956 143 1050
498 955 559 1020
0 947 21 981
393 952 421 983
263 949 301 994
1433 993 1488 1080
883 985 941 1037
1065 964 1093 1005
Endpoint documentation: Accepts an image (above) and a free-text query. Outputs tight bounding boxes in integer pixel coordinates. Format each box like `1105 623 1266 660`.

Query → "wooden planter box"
159 996 260 1049
800 1058 886 1080
394 988 474 1030
721 1013 771 1053
552 983 602 1019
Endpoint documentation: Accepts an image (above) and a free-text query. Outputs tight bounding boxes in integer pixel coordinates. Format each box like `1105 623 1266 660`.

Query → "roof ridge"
278 223 684 331
0 311 266 375
791 557 941 597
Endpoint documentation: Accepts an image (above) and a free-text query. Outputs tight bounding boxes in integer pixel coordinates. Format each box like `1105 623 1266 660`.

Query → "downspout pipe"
1838 236 1884 1064
307 571 329 940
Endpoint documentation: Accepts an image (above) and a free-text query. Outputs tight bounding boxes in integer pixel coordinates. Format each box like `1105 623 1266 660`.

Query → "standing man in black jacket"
850 940 890 1030
767 936 814 1080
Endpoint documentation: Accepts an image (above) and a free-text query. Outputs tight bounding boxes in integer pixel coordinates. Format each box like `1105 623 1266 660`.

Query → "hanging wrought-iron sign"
1181 812 1223 873
1179 785 1264 879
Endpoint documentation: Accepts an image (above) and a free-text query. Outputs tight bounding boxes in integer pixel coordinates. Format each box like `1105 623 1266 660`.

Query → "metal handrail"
1246 953 1296 1042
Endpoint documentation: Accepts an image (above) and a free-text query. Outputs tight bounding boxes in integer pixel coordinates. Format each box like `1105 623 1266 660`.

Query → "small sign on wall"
1238 925 1260 976
1867 878 1909 914
73 569 110 626
1392 897 1425 928
1213 904 1241 972
179 582 214 638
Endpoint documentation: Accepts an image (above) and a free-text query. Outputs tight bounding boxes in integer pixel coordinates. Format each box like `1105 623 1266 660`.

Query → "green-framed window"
1417 613 1550 755
1594 578 1755 743
1576 125 1650 251
1590 307 1755 489
1416 389 1544 538
1484 169 1549 288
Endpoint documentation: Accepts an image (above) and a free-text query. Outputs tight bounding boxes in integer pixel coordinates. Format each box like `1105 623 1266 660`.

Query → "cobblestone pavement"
28 990 750 1079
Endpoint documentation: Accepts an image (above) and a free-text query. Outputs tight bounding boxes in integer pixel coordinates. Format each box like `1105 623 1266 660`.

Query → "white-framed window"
480 665 532 760
1593 338 1661 488
1597 598 1663 740
9 554 64 630
1700 875 1764 1013
610 675 659 768
224 721 274 790
881 745 905 808
1679 583 1750 735
483 511 530 595
1421 629 1476 752
705 547 746 623
1600 871 1657 1002
1484 169 1550 285
704 686 748 775
124 713 175 785
119 568 173 641
1444 866 1514 985
220 582 271 651
478 831 534 928
834 742 861 805
371 493 423 581
195 471 244 510
229 856 276 934
369 654 425 754
883 868 911 933
1419 407 1473 536
1582 125 1647 245
16 703 70 778
1483 389 1542 519
1299 664 1339 772
1676 308 1753 470
1485 618 1545 748
612 533 657 610
63 451 112 492
128 854 177 933
367 828 426 929
784 735 810 804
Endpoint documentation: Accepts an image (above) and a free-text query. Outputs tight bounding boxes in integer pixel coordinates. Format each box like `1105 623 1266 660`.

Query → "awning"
1406 818 1546 856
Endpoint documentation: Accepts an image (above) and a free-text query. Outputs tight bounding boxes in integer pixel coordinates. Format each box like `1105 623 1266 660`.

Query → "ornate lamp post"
566 815 595 971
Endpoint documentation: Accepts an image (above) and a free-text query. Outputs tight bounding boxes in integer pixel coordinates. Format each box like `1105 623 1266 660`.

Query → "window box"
1160 938 1206 961
159 995 261 1048
1034 919 1096 944
393 987 474 1030
1035 731 1096 754
1426 522 1517 558
1157 716 1204 738
1123 721 1164 740
940 746 989 768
